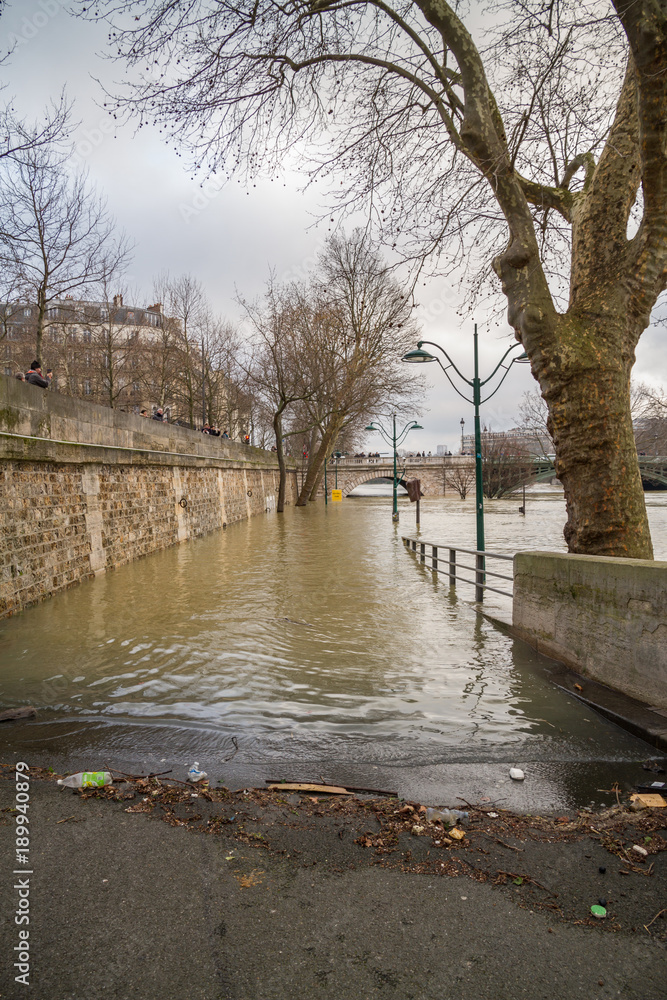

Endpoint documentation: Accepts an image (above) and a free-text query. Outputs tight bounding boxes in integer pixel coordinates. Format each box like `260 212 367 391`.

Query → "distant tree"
447 464 476 501
0 141 131 362
481 434 535 500
240 280 328 511
294 231 421 505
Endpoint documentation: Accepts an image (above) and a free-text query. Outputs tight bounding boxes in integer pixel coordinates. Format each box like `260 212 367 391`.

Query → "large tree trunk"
539 313 652 557
295 415 344 506
273 410 287 512
308 462 326 502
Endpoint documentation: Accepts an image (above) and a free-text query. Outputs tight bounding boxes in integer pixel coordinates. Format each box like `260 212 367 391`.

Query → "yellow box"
331 489 343 502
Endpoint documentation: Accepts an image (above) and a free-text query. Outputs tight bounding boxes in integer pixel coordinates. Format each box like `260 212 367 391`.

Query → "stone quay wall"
513 551 667 709
0 376 297 618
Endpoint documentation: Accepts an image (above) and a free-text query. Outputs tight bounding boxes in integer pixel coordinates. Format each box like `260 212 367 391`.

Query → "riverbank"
1 767 665 999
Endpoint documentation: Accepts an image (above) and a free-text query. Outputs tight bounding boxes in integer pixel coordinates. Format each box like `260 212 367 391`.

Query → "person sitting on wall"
139 409 149 417
15 372 25 381
152 407 165 421
25 361 50 388
222 430 229 439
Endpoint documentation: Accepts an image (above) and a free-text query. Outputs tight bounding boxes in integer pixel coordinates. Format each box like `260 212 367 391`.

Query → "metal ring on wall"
247 490 253 497
179 497 188 509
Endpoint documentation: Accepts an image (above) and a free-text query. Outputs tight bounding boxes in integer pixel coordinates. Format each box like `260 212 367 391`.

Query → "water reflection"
0 492 665 807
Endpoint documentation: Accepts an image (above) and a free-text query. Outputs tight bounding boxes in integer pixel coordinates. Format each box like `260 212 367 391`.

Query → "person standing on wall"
25 361 50 388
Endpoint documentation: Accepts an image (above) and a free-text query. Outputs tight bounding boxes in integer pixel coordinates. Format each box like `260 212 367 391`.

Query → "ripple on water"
0 494 665 798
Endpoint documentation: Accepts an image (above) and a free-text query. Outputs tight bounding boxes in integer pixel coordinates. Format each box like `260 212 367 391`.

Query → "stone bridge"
322 455 474 497
325 453 667 497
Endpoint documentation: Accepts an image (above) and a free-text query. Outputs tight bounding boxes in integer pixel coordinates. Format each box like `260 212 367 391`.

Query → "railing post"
432 545 438 573
448 548 456 587
475 552 485 602
411 539 417 552
420 542 425 564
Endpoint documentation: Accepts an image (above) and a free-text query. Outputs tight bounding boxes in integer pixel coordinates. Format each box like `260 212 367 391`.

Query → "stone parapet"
513 551 667 709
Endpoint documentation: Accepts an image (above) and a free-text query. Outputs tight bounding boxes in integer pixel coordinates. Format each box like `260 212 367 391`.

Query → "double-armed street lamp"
365 414 423 522
402 324 528 560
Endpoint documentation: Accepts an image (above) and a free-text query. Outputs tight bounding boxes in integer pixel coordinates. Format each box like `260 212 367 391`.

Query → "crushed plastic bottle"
425 807 469 826
187 762 208 783
57 771 113 789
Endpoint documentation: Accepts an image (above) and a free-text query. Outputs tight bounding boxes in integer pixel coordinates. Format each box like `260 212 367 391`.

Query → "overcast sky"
2 1 665 453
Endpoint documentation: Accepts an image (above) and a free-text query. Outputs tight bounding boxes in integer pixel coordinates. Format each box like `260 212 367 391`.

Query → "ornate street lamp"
365 414 423 522
402 326 528 594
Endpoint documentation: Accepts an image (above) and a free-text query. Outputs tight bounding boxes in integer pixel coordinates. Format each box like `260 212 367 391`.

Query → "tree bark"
273 409 288 512
295 414 344 505
308 462 326 502
538 311 652 557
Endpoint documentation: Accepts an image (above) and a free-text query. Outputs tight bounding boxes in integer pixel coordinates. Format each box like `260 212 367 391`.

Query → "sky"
2 0 666 454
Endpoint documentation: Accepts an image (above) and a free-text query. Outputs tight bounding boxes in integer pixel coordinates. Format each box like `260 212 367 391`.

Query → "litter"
425 807 469 826
630 793 667 809
509 768 525 781
449 828 465 841
187 762 208 783
266 782 350 795
57 771 113 789
0 706 37 723
590 905 606 919
632 845 648 857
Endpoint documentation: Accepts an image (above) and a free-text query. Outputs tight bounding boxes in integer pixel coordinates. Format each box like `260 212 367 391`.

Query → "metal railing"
402 536 514 602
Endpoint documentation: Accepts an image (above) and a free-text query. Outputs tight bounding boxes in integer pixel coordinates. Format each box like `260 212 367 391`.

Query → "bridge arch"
342 474 410 497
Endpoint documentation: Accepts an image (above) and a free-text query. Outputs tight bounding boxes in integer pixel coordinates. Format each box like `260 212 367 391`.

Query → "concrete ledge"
513 551 667 710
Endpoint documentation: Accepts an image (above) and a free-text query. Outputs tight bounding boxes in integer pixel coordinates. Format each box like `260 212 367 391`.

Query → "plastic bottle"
187 762 208 783
425 807 469 826
57 771 113 789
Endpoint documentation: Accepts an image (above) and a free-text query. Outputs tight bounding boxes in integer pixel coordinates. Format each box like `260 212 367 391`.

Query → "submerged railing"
402 536 514 602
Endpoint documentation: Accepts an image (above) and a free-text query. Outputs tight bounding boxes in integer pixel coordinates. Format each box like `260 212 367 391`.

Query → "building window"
4 366 12 376
84 380 91 395
83 329 92 343
23 308 31 317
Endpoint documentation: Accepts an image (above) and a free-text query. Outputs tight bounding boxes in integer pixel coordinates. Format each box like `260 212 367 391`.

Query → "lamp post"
402 326 528 596
460 418 465 455
365 414 423 522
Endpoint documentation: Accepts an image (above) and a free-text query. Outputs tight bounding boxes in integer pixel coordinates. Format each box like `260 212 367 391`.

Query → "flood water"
1 488 665 809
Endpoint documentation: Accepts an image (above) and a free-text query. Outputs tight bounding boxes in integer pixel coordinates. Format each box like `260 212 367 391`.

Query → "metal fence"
402 536 514 602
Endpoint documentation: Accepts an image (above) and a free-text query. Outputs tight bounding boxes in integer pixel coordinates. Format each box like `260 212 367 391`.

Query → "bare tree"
167 273 207 427
240 280 328 511
518 391 555 457
86 0 667 558
295 230 422 505
0 142 131 362
633 383 667 457
447 464 476 500
481 434 535 499
0 92 73 163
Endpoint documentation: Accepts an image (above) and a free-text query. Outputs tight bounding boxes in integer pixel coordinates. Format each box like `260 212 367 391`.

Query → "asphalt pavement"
0 772 665 1000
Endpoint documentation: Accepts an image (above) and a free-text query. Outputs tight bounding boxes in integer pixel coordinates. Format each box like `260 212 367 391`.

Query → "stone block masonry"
0 377 297 618
513 550 667 710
